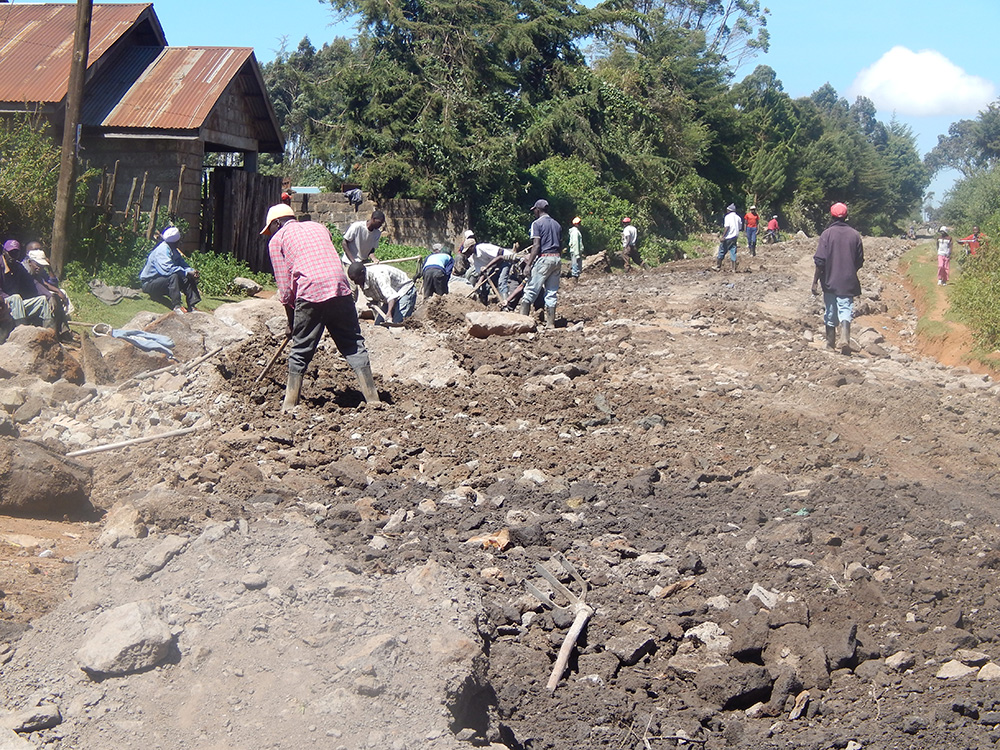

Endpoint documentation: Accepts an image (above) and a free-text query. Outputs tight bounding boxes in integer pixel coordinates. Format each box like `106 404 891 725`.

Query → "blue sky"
53 0 1000 200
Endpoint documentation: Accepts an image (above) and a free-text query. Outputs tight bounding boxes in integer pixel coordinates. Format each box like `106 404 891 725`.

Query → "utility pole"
50 0 93 277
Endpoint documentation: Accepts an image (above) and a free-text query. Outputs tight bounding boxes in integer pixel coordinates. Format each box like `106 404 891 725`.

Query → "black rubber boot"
839 322 852 355
825 325 837 350
282 372 303 412
545 306 556 329
353 363 380 403
518 300 531 317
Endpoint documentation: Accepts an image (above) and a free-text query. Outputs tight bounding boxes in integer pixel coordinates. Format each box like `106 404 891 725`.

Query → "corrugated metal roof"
0 3 159 104
102 46 254 130
81 44 162 126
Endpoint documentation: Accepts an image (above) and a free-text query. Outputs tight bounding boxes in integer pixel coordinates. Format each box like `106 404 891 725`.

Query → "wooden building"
0 3 284 270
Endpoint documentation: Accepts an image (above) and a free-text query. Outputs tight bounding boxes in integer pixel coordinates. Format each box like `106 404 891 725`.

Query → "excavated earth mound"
5 237 1000 749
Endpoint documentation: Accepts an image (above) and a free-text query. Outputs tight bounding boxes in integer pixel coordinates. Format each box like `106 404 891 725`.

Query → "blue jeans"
392 286 417 323
746 227 758 249
569 250 582 277
823 292 854 326
522 255 562 309
716 236 737 262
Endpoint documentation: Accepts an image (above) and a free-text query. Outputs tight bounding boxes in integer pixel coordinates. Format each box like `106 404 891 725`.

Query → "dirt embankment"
5 236 1000 749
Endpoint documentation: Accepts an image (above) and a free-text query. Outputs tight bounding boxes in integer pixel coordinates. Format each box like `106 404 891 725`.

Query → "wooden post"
50 0 93 277
95 167 107 207
105 160 118 219
175 164 186 218
146 186 161 240
133 172 148 232
123 177 137 226
167 188 175 216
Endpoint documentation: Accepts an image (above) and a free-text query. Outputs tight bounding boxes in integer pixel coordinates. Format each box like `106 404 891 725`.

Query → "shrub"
0 111 93 244
950 246 1000 350
65 210 270 298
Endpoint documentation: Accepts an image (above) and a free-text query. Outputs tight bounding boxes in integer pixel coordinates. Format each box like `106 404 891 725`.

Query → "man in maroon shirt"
261 204 380 410
811 202 864 354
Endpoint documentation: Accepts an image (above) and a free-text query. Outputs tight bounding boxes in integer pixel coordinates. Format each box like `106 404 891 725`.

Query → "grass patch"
901 242 963 321
68 291 244 329
914 318 951 341
901 240 1000 373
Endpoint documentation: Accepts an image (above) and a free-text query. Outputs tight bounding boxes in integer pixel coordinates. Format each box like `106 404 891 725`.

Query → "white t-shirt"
621 224 637 248
363 264 413 305
937 238 952 257
342 221 382 263
723 211 742 240
469 243 512 275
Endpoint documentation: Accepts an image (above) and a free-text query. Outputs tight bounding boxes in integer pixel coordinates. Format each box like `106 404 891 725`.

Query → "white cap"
260 204 295 235
161 227 181 243
27 249 49 266
464 229 475 239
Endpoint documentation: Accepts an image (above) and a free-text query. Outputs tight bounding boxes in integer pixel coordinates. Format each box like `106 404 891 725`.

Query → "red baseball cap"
830 202 848 218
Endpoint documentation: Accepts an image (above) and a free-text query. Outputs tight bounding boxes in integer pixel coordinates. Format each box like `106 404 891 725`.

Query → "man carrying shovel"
260 204 380 410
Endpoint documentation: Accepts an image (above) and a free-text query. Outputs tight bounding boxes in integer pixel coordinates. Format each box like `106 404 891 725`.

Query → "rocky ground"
4 235 1000 749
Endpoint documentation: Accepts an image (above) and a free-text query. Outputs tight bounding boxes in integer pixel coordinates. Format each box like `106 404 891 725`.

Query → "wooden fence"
84 162 280 274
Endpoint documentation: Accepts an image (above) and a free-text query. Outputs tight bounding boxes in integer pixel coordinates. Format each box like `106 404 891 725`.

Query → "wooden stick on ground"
546 601 594 692
180 345 224 374
66 427 197 458
253 336 290 388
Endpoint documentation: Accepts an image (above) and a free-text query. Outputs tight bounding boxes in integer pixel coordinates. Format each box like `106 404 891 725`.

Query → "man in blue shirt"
139 227 201 313
519 199 562 328
421 243 454 299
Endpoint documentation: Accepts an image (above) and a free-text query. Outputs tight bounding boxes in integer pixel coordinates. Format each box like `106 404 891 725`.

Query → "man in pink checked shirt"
260 204 380 411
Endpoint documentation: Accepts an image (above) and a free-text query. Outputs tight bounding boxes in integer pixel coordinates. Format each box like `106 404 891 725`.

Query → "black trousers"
422 267 449 298
142 272 201 310
288 295 370 376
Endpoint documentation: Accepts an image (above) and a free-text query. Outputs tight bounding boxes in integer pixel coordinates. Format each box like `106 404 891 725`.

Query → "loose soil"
5 235 1000 749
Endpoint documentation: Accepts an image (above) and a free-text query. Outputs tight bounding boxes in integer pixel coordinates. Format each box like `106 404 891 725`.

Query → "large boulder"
90 335 168 381
582 252 611 275
0 327 83 384
466 311 536 338
0 437 93 518
140 309 248 360
76 600 174 678
213 296 284 337
366 326 468 388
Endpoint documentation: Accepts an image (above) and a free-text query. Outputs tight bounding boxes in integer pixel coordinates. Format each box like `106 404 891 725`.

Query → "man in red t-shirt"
744 206 760 256
957 226 988 256
766 215 779 243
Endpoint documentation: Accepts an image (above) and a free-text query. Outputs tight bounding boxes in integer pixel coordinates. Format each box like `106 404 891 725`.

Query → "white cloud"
848 46 996 117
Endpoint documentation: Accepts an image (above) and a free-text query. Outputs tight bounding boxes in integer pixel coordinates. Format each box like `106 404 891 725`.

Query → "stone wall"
287 192 466 250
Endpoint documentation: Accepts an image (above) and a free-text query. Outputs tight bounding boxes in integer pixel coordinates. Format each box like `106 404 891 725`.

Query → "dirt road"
5 235 1000 749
